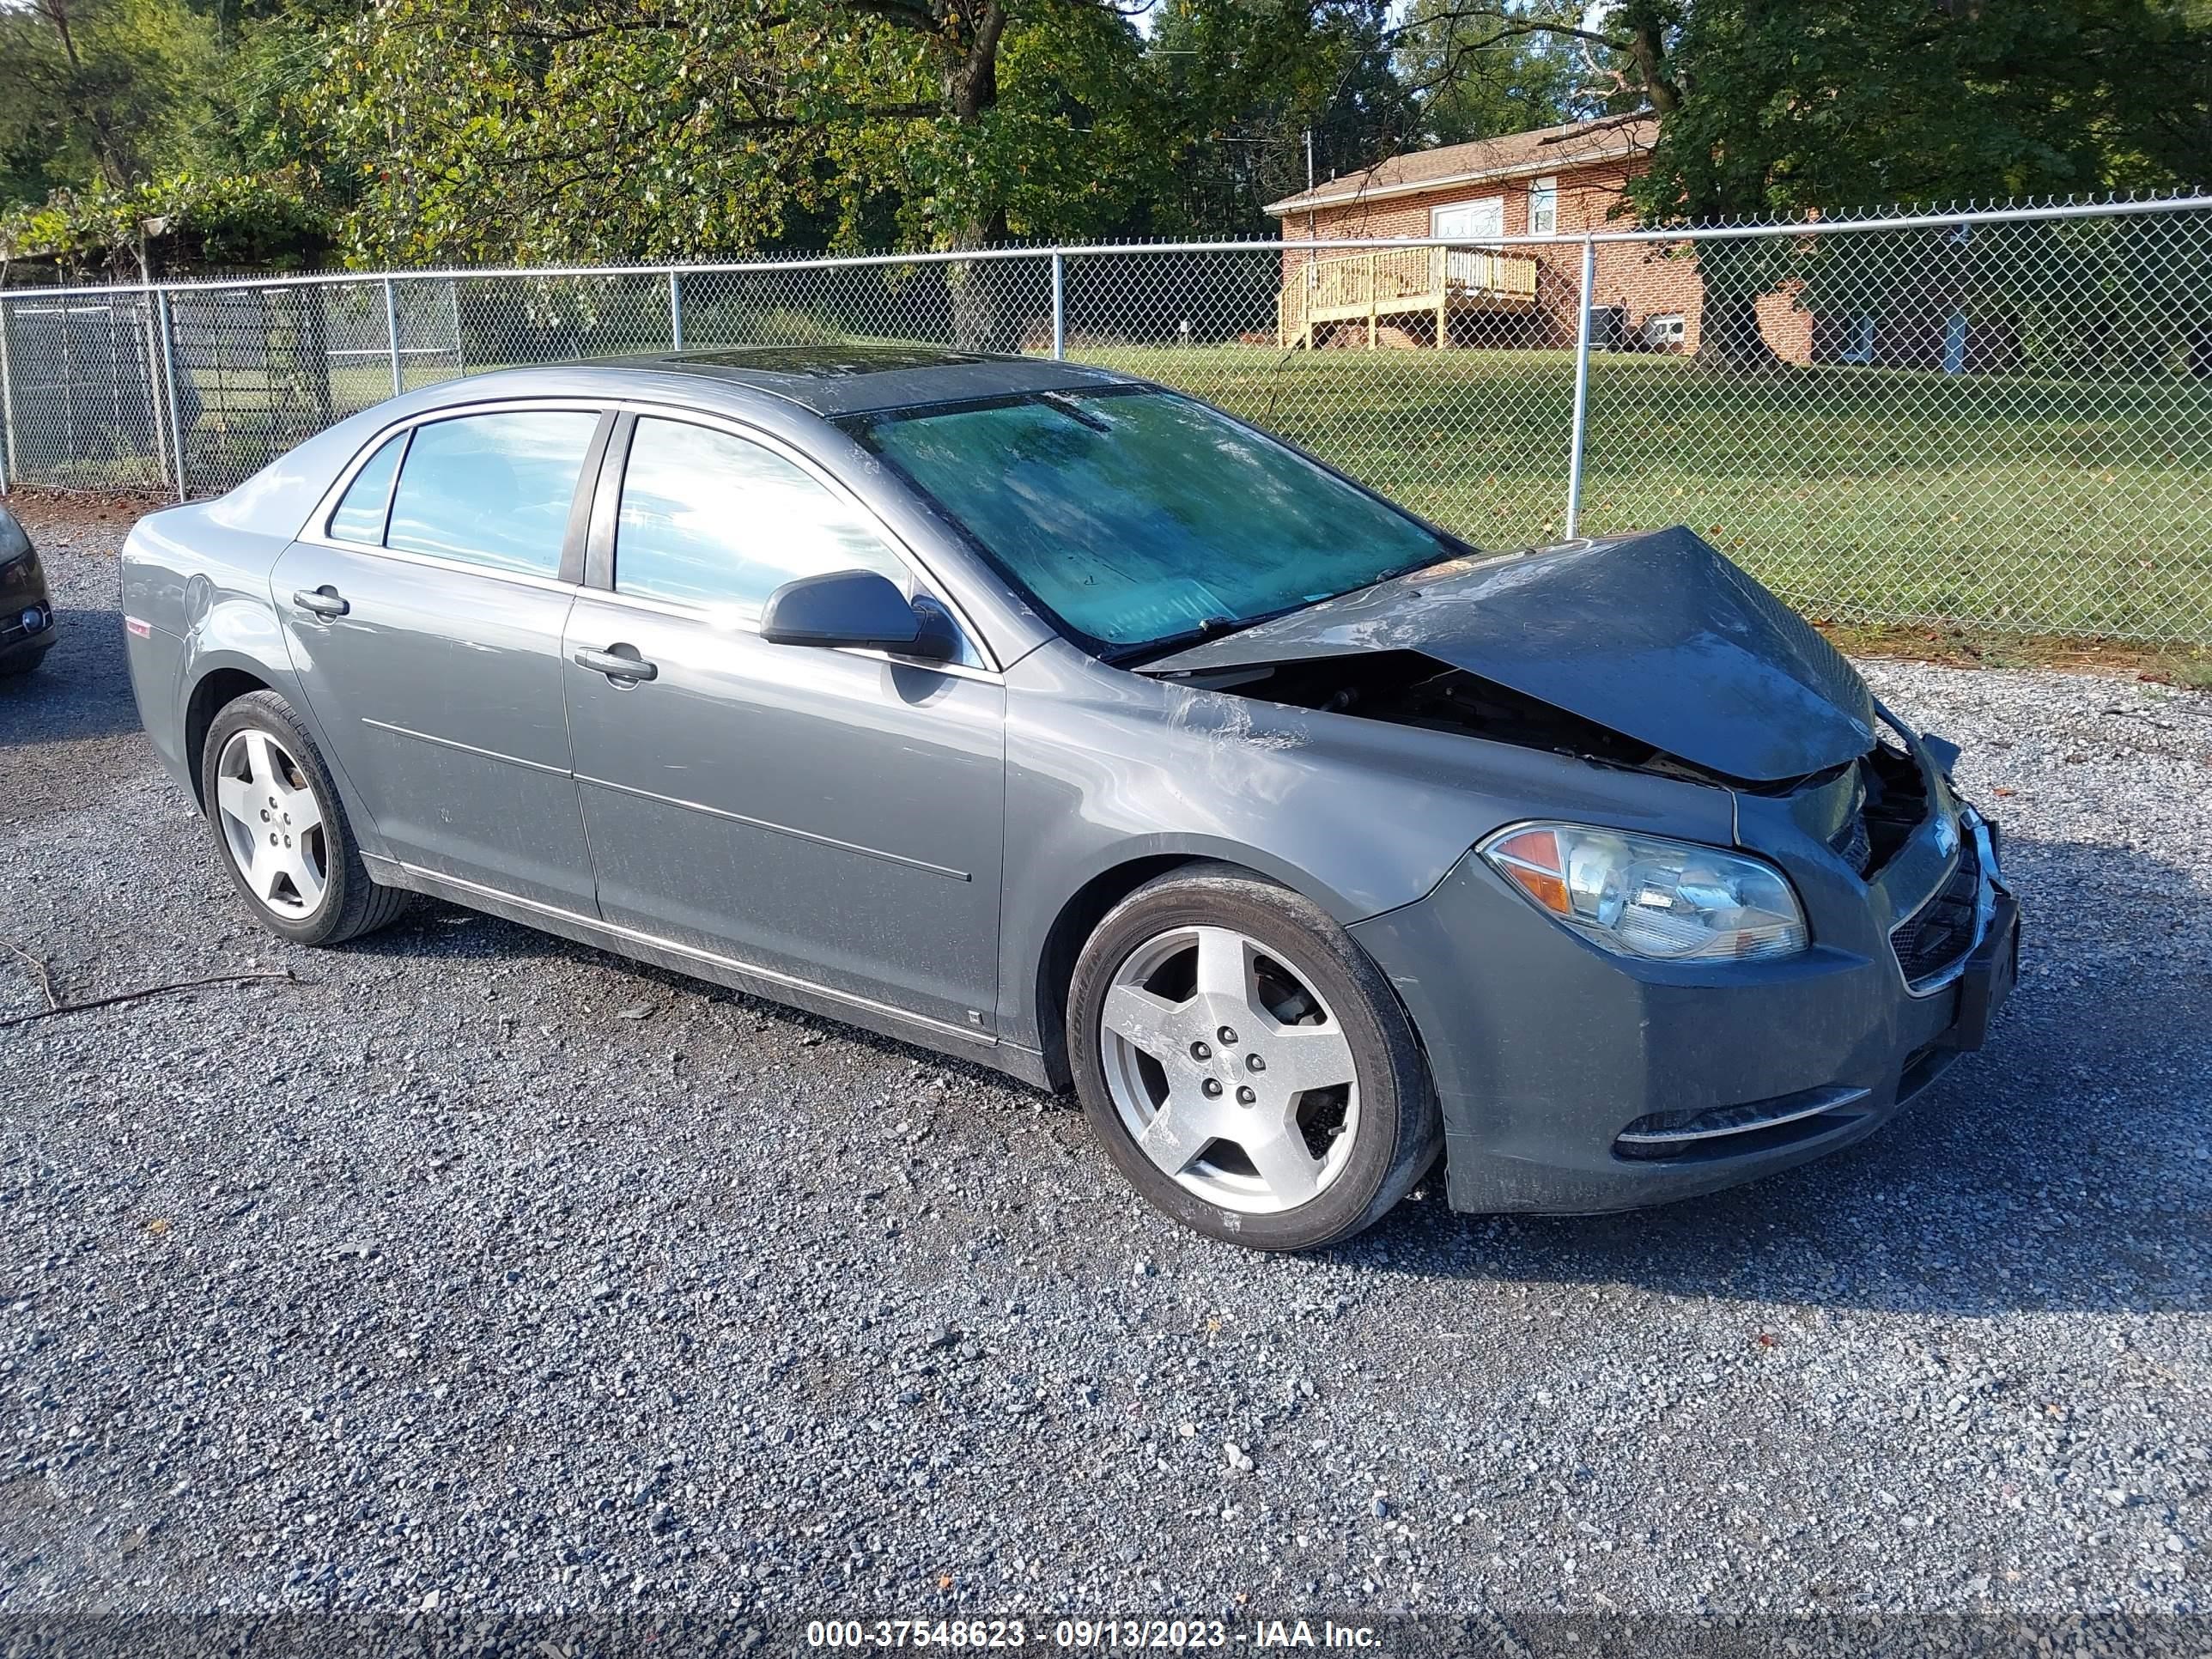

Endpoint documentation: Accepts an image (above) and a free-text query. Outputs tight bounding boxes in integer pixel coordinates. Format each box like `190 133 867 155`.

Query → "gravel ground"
2 498 2209 1648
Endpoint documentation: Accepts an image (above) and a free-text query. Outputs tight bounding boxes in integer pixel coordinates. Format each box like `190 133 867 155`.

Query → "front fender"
994 641 1737 1060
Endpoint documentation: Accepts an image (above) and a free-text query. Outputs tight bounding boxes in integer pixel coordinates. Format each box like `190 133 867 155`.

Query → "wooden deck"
1277 246 1541 348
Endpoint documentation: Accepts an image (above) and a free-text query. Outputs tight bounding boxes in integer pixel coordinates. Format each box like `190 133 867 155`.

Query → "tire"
198 689 409 946
1067 863 1440 1251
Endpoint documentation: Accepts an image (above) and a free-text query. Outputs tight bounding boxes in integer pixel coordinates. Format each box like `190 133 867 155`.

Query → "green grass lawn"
157 339 2212 645
1073 346 2212 645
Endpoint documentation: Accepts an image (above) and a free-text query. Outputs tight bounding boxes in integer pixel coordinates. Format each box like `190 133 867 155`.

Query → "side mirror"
759 569 946 659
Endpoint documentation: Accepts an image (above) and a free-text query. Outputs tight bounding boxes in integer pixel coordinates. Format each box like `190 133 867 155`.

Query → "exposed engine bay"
1154 647 1932 881
1157 650 1765 787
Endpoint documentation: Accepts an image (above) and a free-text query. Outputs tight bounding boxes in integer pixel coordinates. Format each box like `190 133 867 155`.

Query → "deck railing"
1297 244 1540 307
1277 244 1541 347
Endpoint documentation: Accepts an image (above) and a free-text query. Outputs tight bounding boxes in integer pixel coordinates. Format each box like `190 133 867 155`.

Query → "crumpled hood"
1138 526 1876 783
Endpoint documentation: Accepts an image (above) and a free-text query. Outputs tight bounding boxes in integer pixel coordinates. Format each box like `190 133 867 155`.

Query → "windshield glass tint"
856 391 1453 650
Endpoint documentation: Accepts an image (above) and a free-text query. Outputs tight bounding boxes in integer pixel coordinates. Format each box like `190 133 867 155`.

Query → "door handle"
291 586 349 619
574 645 659 683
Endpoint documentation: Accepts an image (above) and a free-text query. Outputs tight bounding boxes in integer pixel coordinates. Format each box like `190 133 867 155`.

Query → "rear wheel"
199 690 408 946
1067 865 1439 1250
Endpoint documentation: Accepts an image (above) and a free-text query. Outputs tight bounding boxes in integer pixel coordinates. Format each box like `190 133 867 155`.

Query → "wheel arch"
1030 844 1442 1103
1030 847 1367 1092
183 665 276 807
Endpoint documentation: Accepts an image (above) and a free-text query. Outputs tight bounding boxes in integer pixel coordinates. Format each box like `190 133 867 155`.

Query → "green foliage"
1139 0 1415 238
0 167 331 274
0 0 2206 277
1393 0 1583 148
0 0 222 202
294 0 1167 263
1618 0 2212 227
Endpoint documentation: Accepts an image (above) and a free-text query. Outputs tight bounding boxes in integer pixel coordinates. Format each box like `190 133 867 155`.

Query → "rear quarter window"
328 431 407 544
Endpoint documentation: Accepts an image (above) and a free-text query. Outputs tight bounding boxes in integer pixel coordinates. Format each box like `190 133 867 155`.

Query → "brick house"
1267 114 1814 360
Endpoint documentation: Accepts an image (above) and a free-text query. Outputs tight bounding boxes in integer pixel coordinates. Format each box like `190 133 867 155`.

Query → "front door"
271 405 607 912
560 414 1006 1031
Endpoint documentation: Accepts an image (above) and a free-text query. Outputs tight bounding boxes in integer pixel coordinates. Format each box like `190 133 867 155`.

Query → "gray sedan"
119 347 2017 1250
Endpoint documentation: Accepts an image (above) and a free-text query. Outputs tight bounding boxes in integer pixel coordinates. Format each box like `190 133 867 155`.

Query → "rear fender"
172 588 391 863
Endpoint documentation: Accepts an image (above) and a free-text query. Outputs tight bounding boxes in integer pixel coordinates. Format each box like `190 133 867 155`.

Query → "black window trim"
326 426 413 549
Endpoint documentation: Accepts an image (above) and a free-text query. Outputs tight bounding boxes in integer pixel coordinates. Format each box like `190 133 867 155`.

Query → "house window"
1431 198 1504 241
1842 316 1876 365
1644 314 1686 352
1529 177 1559 237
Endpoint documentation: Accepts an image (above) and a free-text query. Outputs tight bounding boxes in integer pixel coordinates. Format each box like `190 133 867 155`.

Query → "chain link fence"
3 197 2208 643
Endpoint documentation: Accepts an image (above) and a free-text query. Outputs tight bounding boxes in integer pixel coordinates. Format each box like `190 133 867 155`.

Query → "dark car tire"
198 690 409 946
1067 863 1441 1251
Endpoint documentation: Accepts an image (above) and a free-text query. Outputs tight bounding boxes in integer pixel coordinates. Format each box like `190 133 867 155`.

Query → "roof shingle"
1265 114 1656 216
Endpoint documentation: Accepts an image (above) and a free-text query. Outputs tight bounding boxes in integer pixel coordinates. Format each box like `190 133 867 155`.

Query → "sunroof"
644 345 995 377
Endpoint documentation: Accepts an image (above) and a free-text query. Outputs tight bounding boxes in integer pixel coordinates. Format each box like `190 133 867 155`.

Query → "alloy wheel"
1097 924 1360 1214
213 729 329 917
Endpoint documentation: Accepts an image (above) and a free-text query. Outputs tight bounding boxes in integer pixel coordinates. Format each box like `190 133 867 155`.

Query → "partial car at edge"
117 346 2018 1250
0 504 58 677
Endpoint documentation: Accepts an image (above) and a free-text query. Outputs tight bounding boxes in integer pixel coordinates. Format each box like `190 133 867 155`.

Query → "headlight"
1480 822 1808 962
0 507 30 568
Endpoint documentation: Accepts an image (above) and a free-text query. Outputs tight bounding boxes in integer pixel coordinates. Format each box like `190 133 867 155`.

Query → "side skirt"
364 854 1054 1090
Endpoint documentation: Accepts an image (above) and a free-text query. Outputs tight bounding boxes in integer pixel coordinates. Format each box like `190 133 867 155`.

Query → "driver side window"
616 418 908 623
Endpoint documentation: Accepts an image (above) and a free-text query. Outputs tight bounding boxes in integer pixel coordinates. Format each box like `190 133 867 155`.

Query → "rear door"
271 404 611 912
559 411 1006 1032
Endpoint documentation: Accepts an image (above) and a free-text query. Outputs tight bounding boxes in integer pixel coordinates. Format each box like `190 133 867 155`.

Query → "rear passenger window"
328 431 406 544
384 410 599 576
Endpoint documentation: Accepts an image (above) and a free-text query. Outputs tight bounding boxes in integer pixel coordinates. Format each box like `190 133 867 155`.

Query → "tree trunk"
1696 288 1783 369
938 0 1008 350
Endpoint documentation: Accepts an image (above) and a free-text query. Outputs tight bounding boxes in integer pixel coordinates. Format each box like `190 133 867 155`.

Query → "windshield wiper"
1106 608 1301 668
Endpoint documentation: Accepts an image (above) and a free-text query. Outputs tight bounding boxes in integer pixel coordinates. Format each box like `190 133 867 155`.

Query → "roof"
1265 114 1656 217
578 343 1133 416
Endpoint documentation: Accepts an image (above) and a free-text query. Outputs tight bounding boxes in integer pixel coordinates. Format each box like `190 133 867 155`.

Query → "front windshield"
850 388 1459 655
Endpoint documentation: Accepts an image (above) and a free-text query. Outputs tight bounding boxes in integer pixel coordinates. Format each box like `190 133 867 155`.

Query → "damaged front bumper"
1348 763 2018 1217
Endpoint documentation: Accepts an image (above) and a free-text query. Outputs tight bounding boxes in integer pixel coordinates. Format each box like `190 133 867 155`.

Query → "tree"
301 0 1170 264
1139 0 1386 239
1393 0 1582 149
1386 0 2212 365
0 0 220 232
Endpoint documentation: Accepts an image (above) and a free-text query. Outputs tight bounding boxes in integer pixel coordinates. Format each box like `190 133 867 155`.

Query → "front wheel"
1066 865 1440 1250
198 690 408 946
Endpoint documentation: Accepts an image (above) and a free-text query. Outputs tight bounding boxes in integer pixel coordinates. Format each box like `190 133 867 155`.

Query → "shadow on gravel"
0 607 138 746
316 828 2212 1322
344 898 1024 1088
1338 830 2211 1320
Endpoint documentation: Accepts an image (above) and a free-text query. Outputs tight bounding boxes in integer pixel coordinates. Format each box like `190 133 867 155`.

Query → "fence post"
1050 252 1065 361
1563 235 1595 540
382 278 403 398
158 289 188 502
669 270 684 350
0 297 15 495
141 295 171 498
